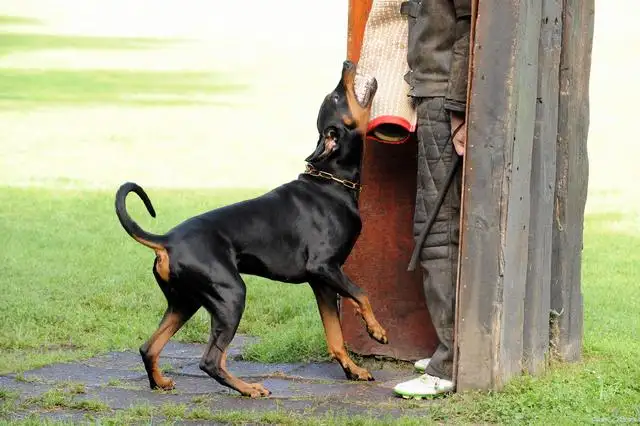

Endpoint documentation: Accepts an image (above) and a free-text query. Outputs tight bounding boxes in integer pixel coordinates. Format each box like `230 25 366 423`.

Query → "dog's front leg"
310 282 374 381
308 265 388 345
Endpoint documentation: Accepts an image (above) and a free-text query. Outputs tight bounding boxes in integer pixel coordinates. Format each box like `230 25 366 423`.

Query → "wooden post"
523 0 563 375
550 0 595 362
455 0 542 390
343 0 593 386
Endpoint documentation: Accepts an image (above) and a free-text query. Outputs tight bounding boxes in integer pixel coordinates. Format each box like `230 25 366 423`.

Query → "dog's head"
305 61 377 165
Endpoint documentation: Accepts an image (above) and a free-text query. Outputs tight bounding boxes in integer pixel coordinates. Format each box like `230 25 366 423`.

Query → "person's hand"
450 112 466 156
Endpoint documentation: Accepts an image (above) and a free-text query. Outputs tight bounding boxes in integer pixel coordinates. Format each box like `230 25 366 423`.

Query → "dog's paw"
151 377 176 391
367 325 388 345
251 383 272 397
346 366 375 382
242 383 271 398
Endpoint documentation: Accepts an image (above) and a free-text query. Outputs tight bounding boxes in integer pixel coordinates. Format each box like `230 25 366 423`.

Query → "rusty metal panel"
342 138 439 360
523 0 563 375
341 0 439 361
455 0 541 391
550 0 595 362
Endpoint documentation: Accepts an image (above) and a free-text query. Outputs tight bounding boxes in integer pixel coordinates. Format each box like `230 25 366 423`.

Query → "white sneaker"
413 358 431 372
393 373 454 399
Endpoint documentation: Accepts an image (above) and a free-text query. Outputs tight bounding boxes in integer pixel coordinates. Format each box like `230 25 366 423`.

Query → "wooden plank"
455 0 541 390
341 0 439 360
522 0 563 375
550 0 595 362
452 0 479 386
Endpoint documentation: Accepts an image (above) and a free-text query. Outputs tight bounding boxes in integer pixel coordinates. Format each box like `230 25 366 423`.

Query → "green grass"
0 20 245 108
0 69 245 107
23 388 108 412
0 417 76 426
84 402 430 426
1 187 639 424
0 16 43 27
0 389 19 418
0 33 171 57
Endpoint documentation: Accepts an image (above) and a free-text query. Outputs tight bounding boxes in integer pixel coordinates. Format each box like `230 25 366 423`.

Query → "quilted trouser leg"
412 97 462 381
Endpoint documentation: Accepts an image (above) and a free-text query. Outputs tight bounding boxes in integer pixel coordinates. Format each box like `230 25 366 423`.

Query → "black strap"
407 123 464 272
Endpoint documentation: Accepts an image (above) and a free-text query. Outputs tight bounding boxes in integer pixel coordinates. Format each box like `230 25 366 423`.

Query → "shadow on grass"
0 15 246 107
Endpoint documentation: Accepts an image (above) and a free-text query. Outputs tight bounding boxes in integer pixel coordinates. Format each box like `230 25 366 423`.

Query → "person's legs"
394 96 461 397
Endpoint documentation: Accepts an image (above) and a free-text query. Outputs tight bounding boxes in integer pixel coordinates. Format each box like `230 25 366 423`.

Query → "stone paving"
0 336 434 423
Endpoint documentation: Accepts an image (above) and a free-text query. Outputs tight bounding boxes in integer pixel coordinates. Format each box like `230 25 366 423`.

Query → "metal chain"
303 164 362 192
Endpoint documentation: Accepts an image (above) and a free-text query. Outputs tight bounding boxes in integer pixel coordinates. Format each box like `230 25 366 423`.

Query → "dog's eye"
332 94 339 103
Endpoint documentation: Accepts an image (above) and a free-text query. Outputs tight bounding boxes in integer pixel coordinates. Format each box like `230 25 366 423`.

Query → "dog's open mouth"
354 73 377 108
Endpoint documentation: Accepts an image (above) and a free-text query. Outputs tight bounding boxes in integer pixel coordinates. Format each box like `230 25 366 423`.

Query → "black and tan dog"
114 61 386 398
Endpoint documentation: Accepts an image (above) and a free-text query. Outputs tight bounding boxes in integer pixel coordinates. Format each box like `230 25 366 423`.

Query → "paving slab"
18 362 147 386
0 335 433 423
175 360 303 380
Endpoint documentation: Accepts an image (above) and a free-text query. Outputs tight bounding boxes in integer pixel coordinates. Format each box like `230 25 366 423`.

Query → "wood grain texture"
550 0 595 362
523 0 563 375
453 0 478 385
456 0 541 391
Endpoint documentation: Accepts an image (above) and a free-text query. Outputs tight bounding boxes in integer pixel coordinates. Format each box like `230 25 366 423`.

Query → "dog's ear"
305 127 339 163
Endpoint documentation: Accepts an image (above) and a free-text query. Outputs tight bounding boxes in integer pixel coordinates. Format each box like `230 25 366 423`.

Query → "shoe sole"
401 394 426 400
396 391 453 400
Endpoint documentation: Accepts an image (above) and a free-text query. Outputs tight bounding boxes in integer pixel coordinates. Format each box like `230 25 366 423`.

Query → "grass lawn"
0 69 245 107
0 16 246 108
1 186 638 424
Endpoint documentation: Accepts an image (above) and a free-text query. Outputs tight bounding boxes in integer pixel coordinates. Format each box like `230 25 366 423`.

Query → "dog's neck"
307 133 363 186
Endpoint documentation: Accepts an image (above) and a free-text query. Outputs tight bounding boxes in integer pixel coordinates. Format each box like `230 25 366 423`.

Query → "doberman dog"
114 61 386 398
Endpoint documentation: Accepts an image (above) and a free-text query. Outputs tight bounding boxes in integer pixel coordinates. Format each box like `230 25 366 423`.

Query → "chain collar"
303 164 362 192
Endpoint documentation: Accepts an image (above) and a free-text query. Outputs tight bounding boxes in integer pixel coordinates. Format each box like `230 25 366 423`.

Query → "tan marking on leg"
131 235 171 282
313 288 373 381
219 350 271 397
154 248 170 282
348 296 388 344
144 312 183 390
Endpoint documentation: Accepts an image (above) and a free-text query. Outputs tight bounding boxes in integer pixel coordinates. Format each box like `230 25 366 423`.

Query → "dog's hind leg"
309 265 388 345
310 282 374 381
197 269 271 398
140 269 201 390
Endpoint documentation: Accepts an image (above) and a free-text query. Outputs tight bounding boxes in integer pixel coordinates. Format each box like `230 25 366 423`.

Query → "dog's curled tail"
115 182 168 250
